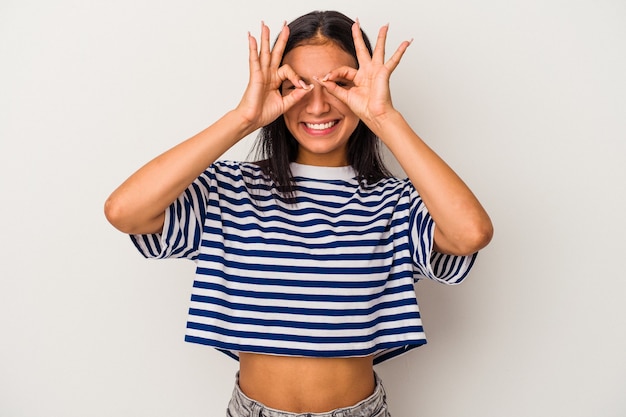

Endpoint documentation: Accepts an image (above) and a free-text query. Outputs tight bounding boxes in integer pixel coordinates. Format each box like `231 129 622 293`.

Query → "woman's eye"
281 84 295 95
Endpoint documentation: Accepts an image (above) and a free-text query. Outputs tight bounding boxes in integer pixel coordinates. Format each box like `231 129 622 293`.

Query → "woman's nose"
305 85 331 115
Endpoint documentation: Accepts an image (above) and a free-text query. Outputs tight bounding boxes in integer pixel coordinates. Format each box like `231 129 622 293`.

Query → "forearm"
371 111 493 255
104 110 254 235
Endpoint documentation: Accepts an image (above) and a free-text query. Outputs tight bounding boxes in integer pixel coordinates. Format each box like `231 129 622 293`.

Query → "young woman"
105 10 493 417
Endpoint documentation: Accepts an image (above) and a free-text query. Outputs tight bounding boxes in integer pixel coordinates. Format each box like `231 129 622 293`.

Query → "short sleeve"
408 188 477 285
130 169 214 261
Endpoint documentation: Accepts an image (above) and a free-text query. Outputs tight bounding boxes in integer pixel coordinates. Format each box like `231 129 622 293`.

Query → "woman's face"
281 42 360 167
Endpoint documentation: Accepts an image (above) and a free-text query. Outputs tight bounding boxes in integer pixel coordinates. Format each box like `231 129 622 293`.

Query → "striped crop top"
131 161 477 364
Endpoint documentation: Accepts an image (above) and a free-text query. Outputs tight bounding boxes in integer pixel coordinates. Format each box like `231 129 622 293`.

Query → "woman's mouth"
302 120 339 134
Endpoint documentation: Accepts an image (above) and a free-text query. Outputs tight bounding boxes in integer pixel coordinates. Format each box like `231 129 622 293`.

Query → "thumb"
282 84 313 112
314 76 349 104
313 66 357 104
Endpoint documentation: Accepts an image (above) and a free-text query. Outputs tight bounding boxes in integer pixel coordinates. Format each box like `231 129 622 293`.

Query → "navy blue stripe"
191 281 413 303
188 308 420 330
373 343 422 365
216 348 240 361
207 233 404 251
218 203 398 228
185 336 426 359
189 294 417 316
193 266 413 288
218 221 390 240
217 184 409 211
194 274 386 289
196 255 392 276
217 183 401 210
186 321 424 344
203 246 396 262
131 234 159 258
218 210 393 231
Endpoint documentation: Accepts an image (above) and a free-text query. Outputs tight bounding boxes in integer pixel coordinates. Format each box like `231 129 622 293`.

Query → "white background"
1 0 625 416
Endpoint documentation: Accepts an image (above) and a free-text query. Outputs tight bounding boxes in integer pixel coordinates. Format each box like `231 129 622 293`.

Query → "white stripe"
188 301 420 323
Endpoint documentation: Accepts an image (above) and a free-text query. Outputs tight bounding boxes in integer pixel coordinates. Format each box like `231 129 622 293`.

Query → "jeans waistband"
227 372 388 417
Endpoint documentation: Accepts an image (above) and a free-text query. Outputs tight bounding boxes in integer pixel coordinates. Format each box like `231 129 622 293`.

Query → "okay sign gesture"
236 22 312 133
315 21 412 131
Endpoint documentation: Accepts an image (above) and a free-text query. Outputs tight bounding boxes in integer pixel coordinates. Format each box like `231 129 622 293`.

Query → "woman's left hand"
315 21 411 129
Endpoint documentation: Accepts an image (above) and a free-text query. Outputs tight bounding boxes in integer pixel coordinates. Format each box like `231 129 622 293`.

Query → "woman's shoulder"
205 160 273 188
210 160 265 175
362 174 413 193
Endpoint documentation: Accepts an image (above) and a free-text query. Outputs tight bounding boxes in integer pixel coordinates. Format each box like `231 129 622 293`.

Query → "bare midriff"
238 352 376 414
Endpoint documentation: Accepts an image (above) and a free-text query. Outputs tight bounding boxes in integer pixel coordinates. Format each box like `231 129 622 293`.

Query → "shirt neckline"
290 162 357 181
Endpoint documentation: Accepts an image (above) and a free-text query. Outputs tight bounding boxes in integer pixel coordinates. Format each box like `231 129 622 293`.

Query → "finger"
247 32 260 76
372 24 389 64
277 64 313 91
270 21 289 69
282 86 312 112
313 75 349 104
352 20 372 65
322 66 358 83
278 64 314 111
384 39 412 73
313 65 359 104
259 21 271 68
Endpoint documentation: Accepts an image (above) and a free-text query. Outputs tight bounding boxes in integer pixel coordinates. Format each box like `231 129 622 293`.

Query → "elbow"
436 218 494 256
104 195 164 235
470 222 494 253
458 219 494 255
104 195 140 234
104 195 129 233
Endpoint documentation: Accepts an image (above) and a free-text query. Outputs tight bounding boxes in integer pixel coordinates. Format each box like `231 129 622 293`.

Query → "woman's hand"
235 22 312 134
315 21 411 131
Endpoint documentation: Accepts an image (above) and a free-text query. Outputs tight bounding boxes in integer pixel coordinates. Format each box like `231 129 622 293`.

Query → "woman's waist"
238 352 376 413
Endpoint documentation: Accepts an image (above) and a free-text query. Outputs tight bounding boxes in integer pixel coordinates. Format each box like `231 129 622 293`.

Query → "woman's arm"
318 22 493 256
104 110 256 235
104 22 312 235
372 111 493 256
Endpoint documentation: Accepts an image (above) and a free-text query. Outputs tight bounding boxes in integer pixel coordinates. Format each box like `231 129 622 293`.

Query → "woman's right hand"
235 22 312 133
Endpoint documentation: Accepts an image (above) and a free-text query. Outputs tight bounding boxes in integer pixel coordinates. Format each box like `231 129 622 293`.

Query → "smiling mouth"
304 120 338 130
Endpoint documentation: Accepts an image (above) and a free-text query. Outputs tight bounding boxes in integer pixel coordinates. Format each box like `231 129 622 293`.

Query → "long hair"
252 10 392 200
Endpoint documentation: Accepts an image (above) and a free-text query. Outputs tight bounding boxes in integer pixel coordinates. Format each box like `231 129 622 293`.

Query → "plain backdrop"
1 0 625 416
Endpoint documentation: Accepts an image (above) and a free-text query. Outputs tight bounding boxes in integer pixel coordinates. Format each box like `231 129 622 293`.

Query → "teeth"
305 121 336 130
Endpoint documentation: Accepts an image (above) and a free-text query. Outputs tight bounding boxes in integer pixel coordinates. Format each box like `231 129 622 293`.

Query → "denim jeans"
226 372 391 417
